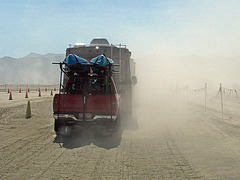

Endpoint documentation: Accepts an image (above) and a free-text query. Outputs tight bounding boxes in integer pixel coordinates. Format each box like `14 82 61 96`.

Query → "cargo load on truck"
63 54 89 74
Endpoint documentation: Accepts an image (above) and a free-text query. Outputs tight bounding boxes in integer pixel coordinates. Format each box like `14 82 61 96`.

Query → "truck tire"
54 119 64 135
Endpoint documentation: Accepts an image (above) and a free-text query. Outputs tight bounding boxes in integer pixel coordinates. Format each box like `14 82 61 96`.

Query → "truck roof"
71 38 110 48
69 38 128 49
90 38 110 45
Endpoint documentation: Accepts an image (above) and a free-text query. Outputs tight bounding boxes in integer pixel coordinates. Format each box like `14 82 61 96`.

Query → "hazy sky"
0 0 239 58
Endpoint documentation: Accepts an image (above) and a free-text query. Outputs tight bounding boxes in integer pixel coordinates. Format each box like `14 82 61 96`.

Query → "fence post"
176 84 178 98
205 83 207 111
220 83 223 120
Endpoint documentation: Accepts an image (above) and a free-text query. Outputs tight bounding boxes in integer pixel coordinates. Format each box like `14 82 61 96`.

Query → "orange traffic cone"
25 90 28 98
39 90 41 97
9 92 13 100
50 90 53 96
19 88 21 93
8 89 10 93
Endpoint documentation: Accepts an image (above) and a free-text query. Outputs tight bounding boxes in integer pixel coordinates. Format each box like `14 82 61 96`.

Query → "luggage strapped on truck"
52 54 120 121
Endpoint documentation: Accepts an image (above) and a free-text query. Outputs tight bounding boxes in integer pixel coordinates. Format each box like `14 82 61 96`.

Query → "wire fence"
176 83 240 121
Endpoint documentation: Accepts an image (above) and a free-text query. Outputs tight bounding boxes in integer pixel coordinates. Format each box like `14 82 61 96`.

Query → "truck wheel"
108 116 122 137
54 119 64 135
54 119 59 132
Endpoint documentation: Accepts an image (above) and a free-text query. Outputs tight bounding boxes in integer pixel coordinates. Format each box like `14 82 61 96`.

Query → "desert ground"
0 86 240 179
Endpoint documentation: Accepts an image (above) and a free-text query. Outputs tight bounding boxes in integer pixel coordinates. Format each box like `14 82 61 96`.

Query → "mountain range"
0 53 65 84
0 53 239 89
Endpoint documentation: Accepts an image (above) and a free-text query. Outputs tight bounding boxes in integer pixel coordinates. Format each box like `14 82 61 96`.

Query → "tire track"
2 110 22 124
0 108 10 120
0 99 54 149
162 128 202 179
0 125 53 169
0 124 52 150
1 135 55 179
35 148 67 180
0 107 21 124
89 150 105 179
191 104 240 141
34 134 86 179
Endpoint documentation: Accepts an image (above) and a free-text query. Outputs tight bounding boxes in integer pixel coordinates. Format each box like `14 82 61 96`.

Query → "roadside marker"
9 92 13 100
26 101 31 118
25 90 28 98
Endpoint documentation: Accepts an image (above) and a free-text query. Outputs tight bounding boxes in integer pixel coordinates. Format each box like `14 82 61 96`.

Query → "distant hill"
1 53 239 89
0 53 65 84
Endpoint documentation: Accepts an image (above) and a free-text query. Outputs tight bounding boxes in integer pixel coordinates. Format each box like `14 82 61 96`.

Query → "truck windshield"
64 77 113 95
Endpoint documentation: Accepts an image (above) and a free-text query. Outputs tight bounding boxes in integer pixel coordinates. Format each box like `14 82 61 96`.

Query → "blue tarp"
63 54 89 66
90 54 114 66
63 54 90 73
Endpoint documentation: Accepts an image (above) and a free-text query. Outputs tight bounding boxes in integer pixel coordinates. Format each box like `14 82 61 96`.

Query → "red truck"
53 75 120 135
53 38 136 136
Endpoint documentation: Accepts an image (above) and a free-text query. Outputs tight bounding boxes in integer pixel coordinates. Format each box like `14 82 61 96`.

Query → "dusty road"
0 90 240 179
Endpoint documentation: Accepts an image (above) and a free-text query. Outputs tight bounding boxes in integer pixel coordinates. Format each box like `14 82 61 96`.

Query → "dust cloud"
132 54 239 130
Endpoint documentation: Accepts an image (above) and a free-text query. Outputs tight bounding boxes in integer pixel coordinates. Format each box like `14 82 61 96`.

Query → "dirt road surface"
1 90 240 179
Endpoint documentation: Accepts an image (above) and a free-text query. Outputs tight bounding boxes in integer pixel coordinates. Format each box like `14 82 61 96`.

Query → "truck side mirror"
119 89 125 94
132 76 137 85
